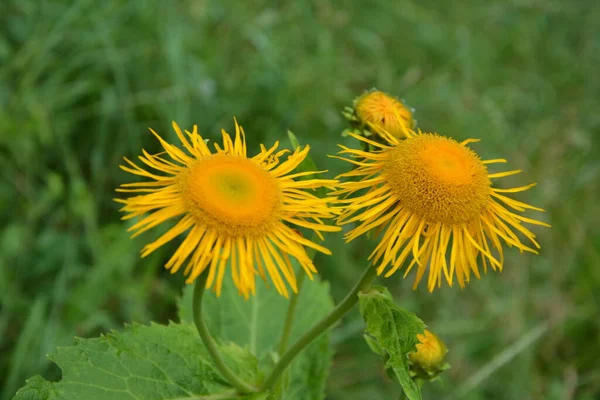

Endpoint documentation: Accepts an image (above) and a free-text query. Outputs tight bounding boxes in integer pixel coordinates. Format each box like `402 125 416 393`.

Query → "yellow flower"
355 91 413 139
409 330 448 371
333 127 550 291
116 120 340 298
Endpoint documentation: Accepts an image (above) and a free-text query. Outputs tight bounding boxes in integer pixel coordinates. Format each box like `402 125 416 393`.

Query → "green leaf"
12 376 58 400
358 285 426 400
286 131 302 151
179 275 334 400
13 322 268 400
286 131 327 199
287 130 319 177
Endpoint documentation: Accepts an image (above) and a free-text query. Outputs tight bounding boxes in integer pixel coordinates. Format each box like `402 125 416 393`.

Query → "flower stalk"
192 272 259 394
277 238 319 356
259 264 378 391
191 230 379 395
277 272 306 355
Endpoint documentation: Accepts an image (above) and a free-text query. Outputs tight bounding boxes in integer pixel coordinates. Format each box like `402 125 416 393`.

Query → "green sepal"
409 360 452 382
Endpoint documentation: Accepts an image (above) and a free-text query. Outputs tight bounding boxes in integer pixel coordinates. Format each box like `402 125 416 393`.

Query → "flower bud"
409 329 449 378
354 90 414 139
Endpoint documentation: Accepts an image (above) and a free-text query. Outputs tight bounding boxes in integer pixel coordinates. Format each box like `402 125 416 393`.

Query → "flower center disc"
182 155 281 235
385 135 491 225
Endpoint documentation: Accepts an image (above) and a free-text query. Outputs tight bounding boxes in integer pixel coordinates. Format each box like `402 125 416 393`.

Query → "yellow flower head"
333 127 550 291
116 120 340 298
409 330 448 371
354 90 413 139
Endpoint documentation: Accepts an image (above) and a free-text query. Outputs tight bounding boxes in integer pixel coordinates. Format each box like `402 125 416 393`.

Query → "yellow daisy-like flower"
116 120 340 298
355 90 413 139
334 127 550 292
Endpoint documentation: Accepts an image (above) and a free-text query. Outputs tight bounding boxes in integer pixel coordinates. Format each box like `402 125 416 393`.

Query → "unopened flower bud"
354 90 414 139
409 330 448 376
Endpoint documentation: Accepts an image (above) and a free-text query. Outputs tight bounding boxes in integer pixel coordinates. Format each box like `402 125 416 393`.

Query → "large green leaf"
13 322 267 400
358 285 426 400
178 275 334 400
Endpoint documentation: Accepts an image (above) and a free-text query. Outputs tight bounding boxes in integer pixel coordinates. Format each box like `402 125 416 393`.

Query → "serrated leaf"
178 275 334 400
13 322 268 400
358 285 426 400
12 376 58 400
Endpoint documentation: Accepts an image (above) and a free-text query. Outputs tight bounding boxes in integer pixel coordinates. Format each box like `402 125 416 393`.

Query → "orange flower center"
385 134 491 224
181 154 281 236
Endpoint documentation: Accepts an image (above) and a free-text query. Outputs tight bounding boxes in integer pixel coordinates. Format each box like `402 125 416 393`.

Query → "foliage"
179 276 335 400
13 322 268 400
1 0 599 399
359 286 426 400
13 275 333 400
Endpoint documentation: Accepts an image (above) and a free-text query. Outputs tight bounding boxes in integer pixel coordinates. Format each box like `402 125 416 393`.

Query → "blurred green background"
1 0 598 399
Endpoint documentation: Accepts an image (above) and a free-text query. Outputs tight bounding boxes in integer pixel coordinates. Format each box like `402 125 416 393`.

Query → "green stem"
278 272 306 355
192 273 258 394
277 234 319 355
273 237 318 398
259 264 378 391
272 273 306 399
